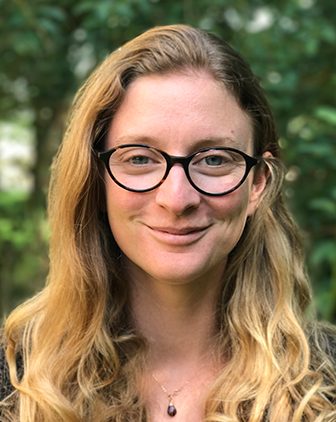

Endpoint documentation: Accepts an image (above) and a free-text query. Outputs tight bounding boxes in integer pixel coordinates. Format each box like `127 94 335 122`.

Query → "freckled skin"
104 72 267 287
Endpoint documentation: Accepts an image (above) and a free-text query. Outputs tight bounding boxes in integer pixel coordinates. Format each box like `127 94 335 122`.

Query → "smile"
145 225 210 245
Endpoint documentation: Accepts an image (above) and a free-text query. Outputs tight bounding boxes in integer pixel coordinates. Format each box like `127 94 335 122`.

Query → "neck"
126 260 223 368
125 260 225 422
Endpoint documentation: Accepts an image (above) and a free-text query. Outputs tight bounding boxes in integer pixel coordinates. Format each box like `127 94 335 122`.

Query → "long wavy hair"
1 24 336 422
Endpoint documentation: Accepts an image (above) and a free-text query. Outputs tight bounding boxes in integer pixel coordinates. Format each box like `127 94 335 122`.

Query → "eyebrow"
189 136 247 152
110 135 247 153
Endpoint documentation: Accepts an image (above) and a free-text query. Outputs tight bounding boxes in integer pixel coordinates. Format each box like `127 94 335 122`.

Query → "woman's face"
104 72 267 286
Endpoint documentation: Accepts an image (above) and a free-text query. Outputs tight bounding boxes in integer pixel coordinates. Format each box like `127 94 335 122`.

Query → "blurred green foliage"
0 0 335 321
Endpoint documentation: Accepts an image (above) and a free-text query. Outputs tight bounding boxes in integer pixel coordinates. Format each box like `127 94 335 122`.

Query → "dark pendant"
167 404 177 417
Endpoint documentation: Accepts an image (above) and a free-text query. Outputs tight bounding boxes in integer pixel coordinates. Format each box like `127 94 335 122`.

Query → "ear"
247 151 272 217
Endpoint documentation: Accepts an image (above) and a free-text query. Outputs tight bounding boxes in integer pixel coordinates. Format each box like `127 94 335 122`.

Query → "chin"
128 254 227 287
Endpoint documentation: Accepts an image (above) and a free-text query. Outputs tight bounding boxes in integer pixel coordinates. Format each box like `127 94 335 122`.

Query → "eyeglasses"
97 144 260 196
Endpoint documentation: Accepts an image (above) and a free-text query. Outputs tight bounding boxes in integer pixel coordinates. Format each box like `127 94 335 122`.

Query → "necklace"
152 364 205 417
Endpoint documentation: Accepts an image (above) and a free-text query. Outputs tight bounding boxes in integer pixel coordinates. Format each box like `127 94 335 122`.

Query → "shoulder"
307 322 336 366
0 347 15 402
323 332 336 364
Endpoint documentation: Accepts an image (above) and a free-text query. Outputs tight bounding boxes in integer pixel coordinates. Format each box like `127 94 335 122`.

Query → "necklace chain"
151 363 205 417
152 373 190 398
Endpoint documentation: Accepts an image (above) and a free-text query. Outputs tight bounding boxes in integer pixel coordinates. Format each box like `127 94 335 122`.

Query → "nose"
155 164 201 215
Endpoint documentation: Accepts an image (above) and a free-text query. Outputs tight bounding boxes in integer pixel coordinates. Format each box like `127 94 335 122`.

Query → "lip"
145 224 210 245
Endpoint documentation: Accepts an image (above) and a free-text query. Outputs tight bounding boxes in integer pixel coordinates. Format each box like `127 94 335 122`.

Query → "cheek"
105 184 148 233
213 184 252 222
105 195 135 253
106 193 129 225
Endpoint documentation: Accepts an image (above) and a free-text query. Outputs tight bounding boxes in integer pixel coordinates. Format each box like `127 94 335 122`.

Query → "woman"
1 24 335 422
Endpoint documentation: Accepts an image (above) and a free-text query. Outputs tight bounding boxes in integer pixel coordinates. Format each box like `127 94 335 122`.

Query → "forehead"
107 72 254 154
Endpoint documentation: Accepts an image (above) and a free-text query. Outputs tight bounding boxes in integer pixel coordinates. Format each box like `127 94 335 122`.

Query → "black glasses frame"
97 144 260 196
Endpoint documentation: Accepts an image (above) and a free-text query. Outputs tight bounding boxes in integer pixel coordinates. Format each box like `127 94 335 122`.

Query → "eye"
117 148 161 166
110 147 166 176
191 149 245 177
130 155 151 165
194 151 233 167
203 155 226 166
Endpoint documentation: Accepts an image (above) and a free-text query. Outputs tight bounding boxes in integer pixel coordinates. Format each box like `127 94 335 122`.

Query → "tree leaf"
315 106 336 126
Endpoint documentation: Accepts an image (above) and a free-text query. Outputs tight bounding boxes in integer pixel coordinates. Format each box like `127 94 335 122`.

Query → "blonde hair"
1 24 336 422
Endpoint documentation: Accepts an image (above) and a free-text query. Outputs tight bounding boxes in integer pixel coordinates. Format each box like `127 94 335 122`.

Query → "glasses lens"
189 149 247 194
109 146 166 191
